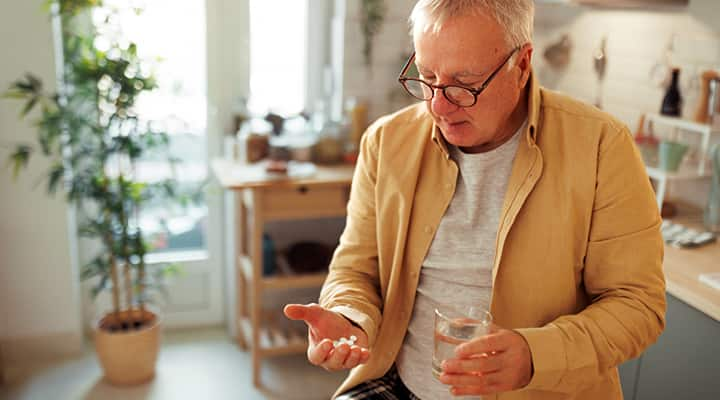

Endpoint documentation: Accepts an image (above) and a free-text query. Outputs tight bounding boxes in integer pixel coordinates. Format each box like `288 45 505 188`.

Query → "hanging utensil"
593 36 607 109
649 33 676 88
543 34 572 69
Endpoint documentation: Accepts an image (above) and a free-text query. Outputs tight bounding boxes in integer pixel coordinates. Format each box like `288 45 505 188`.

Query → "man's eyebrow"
415 62 485 79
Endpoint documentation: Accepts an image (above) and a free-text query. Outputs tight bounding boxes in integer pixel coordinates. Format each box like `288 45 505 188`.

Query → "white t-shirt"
396 120 526 399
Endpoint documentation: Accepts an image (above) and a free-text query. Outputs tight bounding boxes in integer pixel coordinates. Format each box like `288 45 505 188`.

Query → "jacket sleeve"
319 127 383 347
518 124 666 393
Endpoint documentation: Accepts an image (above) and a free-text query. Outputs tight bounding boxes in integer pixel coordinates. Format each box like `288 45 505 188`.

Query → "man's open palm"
284 303 370 371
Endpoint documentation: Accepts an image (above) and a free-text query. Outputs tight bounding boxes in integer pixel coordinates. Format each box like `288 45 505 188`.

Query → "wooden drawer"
258 184 349 220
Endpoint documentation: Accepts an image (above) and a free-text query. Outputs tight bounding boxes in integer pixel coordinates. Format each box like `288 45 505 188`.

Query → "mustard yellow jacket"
320 74 666 400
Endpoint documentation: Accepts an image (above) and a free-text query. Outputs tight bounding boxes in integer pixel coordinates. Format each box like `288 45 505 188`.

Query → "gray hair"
409 0 534 48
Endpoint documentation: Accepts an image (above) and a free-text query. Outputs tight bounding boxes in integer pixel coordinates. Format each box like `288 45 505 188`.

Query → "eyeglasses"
397 47 519 108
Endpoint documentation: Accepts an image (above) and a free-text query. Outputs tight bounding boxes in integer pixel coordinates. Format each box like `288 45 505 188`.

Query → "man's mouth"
444 120 468 128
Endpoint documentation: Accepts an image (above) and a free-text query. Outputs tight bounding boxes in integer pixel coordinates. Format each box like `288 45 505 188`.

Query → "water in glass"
432 309 491 378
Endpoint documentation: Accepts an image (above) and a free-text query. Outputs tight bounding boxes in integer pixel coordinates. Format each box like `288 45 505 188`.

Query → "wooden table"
662 207 720 322
211 159 355 387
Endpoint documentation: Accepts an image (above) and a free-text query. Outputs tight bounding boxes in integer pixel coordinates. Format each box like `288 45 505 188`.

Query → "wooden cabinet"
212 159 354 388
619 294 720 400
618 356 641 399
635 294 720 399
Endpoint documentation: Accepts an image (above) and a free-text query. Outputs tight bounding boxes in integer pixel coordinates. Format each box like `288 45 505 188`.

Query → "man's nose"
429 88 459 116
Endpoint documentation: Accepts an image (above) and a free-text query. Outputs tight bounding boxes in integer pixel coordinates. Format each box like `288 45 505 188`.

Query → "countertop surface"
662 208 720 322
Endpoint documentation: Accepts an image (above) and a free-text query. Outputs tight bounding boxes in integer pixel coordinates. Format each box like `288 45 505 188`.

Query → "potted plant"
4 0 182 385
360 0 386 66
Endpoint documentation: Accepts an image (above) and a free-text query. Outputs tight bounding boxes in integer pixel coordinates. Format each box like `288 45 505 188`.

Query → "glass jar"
237 118 271 163
704 144 720 232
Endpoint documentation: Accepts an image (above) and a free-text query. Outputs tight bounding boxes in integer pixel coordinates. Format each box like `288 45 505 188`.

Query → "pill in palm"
332 336 357 347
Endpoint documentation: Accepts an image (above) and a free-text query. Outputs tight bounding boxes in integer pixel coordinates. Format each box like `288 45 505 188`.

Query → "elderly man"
285 0 665 399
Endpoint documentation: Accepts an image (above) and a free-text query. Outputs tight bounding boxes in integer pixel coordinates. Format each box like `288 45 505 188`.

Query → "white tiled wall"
341 0 720 208
342 0 417 120
533 3 720 131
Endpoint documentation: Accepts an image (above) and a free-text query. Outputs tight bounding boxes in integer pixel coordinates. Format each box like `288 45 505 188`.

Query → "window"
248 0 334 116
95 0 209 255
248 0 308 115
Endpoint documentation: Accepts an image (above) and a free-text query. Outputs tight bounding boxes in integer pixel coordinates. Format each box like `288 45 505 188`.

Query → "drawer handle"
297 186 309 194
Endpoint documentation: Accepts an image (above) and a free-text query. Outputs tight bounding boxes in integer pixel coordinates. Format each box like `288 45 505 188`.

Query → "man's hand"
283 303 371 371
438 327 533 396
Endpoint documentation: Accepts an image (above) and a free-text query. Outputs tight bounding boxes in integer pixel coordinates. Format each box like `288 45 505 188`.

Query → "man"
285 0 666 399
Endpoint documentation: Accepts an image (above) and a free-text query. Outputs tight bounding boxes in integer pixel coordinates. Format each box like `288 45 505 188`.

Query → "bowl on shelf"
285 241 333 274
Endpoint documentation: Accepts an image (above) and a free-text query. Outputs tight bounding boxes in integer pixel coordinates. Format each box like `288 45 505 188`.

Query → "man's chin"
441 124 477 146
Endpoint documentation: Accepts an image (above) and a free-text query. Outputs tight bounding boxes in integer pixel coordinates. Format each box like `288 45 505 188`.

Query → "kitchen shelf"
641 114 719 208
237 255 327 291
236 316 308 357
646 166 712 181
212 159 354 388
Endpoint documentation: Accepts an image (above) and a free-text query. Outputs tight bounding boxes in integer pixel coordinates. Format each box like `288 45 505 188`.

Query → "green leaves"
49 0 104 17
7 145 33 180
360 0 386 66
7 0 182 313
47 163 65 194
3 73 45 117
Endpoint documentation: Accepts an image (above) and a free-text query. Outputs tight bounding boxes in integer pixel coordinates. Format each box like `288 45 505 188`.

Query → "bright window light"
249 0 308 115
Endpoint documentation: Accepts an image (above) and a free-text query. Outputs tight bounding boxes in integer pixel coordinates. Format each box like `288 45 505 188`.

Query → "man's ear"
517 44 534 88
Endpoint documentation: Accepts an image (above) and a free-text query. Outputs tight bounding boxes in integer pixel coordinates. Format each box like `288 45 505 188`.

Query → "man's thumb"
283 303 325 326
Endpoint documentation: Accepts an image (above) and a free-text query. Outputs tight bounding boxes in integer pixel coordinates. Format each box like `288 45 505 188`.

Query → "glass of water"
432 305 493 380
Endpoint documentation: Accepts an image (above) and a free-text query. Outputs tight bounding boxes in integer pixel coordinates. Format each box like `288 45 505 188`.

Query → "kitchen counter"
661 207 720 322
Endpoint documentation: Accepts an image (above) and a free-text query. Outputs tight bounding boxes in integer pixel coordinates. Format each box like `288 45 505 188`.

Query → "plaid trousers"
336 366 421 400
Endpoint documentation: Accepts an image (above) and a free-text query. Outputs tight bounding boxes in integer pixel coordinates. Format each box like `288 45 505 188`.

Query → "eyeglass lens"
403 80 477 107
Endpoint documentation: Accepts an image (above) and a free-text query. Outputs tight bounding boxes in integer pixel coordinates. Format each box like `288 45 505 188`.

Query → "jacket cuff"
515 324 566 391
328 305 378 348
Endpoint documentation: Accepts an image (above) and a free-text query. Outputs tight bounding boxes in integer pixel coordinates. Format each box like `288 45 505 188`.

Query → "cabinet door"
618 357 641 400
635 294 720 399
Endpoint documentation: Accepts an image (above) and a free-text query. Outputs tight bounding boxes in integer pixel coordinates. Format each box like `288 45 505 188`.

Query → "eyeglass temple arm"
475 46 521 93
397 52 416 81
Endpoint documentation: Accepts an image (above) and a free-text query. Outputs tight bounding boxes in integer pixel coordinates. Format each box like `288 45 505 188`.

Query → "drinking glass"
432 305 493 380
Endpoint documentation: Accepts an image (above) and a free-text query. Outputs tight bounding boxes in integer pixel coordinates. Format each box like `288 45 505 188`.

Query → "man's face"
413 12 531 150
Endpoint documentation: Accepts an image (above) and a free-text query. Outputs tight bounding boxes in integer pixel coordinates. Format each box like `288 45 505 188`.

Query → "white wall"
0 0 82 358
342 0 417 121
207 0 251 336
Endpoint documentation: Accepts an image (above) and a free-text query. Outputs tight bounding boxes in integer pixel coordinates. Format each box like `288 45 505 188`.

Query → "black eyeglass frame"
397 46 520 107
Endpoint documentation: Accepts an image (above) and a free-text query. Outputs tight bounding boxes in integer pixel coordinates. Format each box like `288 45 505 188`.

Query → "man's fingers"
342 346 362 369
308 339 333 365
455 331 510 358
323 343 351 370
442 353 503 374
358 348 371 364
439 370 502 388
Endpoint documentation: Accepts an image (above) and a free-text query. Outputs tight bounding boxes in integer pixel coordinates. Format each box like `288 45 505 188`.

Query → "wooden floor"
0 328 347 400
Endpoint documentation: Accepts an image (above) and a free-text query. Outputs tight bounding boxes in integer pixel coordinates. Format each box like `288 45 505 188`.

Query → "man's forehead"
414 45 504 77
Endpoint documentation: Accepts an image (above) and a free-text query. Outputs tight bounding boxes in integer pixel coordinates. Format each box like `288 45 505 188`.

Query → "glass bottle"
312 100 343 164
660 68 683 117
704 144 720 232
